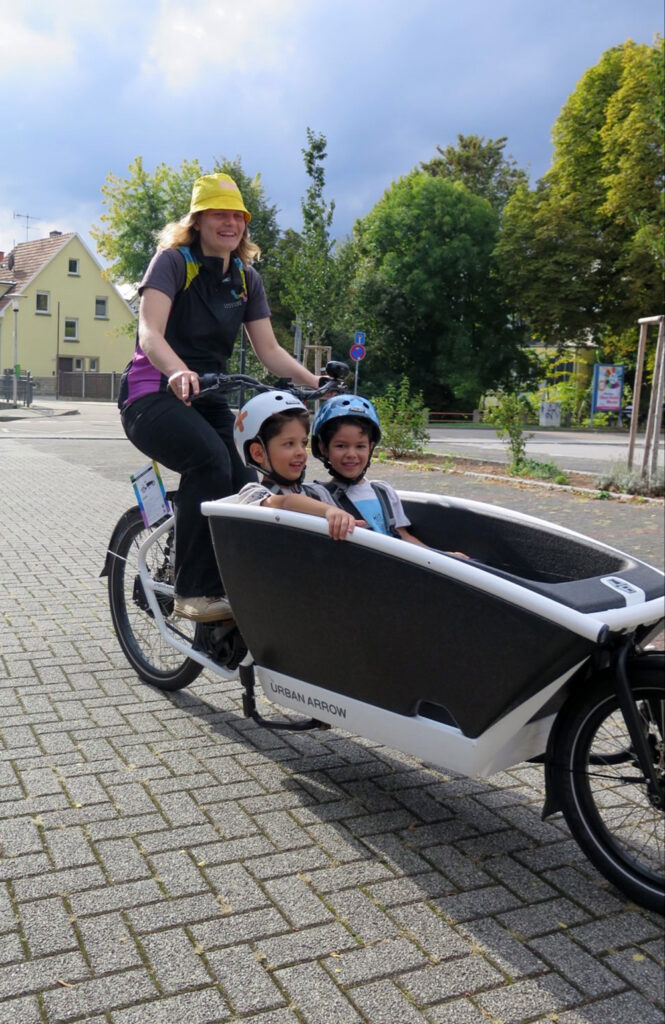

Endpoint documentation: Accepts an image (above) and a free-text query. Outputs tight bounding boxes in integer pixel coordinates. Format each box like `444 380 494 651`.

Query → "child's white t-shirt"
308 479 410 535
222 481 299 506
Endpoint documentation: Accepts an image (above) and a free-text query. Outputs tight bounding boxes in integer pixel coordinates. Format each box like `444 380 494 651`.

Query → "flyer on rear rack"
130 461 170 528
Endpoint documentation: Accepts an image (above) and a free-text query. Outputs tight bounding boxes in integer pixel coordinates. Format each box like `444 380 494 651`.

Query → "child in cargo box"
226 391 360 540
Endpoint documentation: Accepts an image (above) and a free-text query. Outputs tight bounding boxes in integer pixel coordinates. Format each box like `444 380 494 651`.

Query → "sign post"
349 331 366 393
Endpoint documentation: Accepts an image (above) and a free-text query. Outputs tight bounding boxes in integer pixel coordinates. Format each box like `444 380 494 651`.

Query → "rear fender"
101 491 176 577
100 506 141 577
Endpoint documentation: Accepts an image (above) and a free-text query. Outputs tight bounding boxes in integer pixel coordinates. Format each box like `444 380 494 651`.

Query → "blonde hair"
156 211 261 265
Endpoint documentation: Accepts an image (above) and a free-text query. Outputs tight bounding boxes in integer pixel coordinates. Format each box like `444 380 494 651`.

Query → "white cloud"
142 0 305 90
0 1 150 82
0 6 75 75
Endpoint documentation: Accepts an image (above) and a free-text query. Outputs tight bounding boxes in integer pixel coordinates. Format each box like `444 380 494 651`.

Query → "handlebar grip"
198 373 220 389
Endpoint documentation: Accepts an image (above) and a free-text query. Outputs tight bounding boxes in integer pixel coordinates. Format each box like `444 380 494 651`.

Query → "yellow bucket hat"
189 173 251 222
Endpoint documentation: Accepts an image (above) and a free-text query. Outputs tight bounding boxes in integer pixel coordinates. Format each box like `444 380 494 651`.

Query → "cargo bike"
103 366 665 913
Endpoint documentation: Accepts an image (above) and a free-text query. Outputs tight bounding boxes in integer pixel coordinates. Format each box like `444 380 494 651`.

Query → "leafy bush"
594 463 664 497
512 458 569 485
485 392 533 471
371 376 429 458
581 411 613 428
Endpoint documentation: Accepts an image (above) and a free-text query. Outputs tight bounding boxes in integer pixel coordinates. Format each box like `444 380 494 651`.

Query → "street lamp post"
12 299 19 407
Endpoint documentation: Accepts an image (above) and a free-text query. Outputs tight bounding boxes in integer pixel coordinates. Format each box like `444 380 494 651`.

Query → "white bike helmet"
233 391 308 469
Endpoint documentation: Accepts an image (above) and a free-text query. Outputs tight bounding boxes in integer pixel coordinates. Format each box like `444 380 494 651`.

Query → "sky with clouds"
1 0 661 275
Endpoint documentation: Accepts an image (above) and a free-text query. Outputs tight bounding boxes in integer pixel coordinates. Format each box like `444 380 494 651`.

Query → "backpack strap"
177 245 203 290
319 480 400 538
319 481 358 518
369 481 399 537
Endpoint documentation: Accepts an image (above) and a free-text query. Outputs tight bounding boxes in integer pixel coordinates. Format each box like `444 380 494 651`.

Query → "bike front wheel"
107 507 203 691
552 653 664 914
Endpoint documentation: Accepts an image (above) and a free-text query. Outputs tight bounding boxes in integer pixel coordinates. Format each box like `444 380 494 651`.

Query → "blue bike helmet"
311 394 381 462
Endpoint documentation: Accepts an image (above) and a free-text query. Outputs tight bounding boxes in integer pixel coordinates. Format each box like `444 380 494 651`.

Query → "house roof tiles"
0 233 75 313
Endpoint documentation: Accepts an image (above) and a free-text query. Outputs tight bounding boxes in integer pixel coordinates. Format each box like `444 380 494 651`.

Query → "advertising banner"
592 364 624 413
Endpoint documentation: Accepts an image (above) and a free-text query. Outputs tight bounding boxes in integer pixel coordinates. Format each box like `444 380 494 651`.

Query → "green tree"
91 157 204 284
600 38 665 270
496 38 664 356
92 156 281 287
422 134 528 213
280 128 340 347
347 171 530 410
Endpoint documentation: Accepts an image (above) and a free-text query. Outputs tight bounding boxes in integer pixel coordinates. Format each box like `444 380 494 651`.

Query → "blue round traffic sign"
350 343 366 361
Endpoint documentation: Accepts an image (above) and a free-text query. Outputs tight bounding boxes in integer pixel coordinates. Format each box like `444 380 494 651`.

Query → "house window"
88 358 99 372
94 296 108 319
74 358 84 371
36 291 50 314
68 258 80 275
64 318 79 342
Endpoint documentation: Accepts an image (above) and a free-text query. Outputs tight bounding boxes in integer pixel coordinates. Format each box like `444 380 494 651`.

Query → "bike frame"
134 513 245 679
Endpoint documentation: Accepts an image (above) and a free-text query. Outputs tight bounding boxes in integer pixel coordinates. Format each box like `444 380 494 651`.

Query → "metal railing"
1 371 33 407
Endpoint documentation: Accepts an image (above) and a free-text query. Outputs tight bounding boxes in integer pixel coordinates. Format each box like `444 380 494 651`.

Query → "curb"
0 403 80 420
392 457 664 505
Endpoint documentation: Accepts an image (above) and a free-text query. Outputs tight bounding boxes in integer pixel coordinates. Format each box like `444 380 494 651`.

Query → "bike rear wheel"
552 653 664 914
107 507 203 690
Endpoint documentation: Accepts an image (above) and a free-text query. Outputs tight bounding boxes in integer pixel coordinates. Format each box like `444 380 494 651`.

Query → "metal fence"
1 371 34 406
57 371 124 401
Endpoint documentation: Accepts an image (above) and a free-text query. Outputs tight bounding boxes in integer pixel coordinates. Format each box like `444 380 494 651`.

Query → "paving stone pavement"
0 439 663 1024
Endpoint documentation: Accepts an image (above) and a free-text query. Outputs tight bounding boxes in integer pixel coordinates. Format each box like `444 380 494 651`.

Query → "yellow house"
0 231 134 383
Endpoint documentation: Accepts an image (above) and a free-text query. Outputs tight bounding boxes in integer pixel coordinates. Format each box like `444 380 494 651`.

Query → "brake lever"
192 372 222 400
318 379 348 397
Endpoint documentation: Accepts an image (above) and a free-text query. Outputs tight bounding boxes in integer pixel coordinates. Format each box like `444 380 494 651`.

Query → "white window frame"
36 291 50 314
73 358 84 372
68 258 80 275
94 296 108 319
64 317 79 342
87 357 99 372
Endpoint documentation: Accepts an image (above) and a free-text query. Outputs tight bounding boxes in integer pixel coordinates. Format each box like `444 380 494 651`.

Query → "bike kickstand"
239 663 330 732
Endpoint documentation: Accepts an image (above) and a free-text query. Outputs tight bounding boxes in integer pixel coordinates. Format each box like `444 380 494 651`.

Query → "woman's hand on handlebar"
168 369 200 405
193 361 350 404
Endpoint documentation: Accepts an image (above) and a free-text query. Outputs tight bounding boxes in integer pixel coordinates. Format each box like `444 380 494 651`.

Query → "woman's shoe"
173 595 234 622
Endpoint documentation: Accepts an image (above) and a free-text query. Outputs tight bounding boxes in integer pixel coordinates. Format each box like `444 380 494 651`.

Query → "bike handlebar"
196 360 350 403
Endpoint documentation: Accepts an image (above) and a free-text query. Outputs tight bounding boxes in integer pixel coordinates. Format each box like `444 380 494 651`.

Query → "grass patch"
511 458 569 485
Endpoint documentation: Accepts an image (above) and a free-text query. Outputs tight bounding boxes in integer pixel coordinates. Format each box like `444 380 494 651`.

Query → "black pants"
121 392 255 597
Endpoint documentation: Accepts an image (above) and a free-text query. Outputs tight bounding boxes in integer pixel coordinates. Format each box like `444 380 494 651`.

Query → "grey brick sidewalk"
1 442 663 1024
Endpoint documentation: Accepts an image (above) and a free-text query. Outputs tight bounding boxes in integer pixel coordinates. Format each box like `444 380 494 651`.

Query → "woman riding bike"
118 172 324 623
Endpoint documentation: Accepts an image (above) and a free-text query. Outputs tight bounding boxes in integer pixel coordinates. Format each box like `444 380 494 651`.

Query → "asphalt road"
3 397 664 472
2 400 663 569
428 425 663 475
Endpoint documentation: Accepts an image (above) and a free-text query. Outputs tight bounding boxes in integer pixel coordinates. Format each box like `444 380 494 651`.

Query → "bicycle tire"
107 507 203 690
552 653 664 913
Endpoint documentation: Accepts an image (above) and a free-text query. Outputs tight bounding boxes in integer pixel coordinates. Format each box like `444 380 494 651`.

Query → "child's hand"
325 507 360 540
